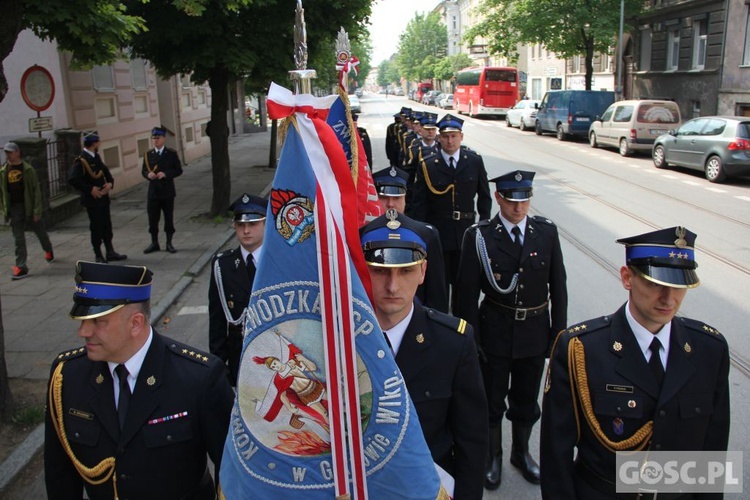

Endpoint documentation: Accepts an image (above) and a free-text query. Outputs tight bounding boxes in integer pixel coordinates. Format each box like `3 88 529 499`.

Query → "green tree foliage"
433 53 473 81
466 0 642 90
0 0 148 103
395 12 447 82
125 0 371 215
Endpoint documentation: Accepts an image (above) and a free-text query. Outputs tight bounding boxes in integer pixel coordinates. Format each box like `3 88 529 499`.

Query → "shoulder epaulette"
56 346 87 361
532 215 556 226
422 151 439 164
214 247 239 261
168 341 213 365
426 308 468 335
565 316 611 337
678 317 725 340
461 145 480 158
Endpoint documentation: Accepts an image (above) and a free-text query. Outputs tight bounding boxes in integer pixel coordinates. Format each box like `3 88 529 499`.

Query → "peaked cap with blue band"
411 111 424 123
70 262 153 320
420 112 438 129
617 226 700 288
400 107 413 119
229 193 268 222
438 113 464 133
360 210 427 267
490 170 535 201
151 126 167 136
372 166 409 196
83 131 100 147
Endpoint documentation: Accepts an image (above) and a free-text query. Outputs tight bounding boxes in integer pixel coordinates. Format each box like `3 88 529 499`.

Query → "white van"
588 99 682 156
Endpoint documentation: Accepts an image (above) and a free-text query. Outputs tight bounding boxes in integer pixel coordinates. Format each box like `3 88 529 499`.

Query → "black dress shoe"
165 243 177 254
143 243 160 254
106 252 127 261
95 256 108 263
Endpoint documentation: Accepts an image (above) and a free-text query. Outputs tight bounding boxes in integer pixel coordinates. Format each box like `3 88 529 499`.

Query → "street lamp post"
616 0 624 100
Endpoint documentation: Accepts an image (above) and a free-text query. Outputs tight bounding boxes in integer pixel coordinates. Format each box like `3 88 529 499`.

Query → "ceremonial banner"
220 83 441 499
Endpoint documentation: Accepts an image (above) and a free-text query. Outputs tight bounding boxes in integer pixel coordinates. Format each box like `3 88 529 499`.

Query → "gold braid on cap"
568 337 653 452
49 362 120 498
78 156 104 180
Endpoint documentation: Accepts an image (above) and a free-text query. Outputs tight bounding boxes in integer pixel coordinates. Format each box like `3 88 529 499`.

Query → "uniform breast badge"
416 333 425 344
96 374 104 384
628 400 637 408
147 376 156 386
613 341 623 352
613 417 624 436
684 342 692 353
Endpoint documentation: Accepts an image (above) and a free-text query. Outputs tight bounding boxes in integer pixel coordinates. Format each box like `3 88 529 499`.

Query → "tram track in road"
539 210 750 380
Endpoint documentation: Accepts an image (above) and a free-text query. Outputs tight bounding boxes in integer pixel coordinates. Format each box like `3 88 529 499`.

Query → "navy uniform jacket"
410 147 492 252
413 219 449 313
395 303 488 500
357 126 373 168
141 148 183 200
540 305 730 499
44 332 234 500
385 121 401 166
455 214 568 358
208 246 255 385
68 153 114 208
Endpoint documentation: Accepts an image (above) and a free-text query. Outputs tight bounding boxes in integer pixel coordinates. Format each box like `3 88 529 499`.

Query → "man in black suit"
371 165 448 313
385 111 403 167
410 113 492 297
208 193 267 386
361 210 488 500
455 170 568 489
403 112 440 211
351 112 373 168
541 227 730 499
68 132 127 263
45 261 234 500
142 126 183 254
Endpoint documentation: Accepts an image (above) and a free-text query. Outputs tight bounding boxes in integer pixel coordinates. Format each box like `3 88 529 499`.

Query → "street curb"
0 179 274 494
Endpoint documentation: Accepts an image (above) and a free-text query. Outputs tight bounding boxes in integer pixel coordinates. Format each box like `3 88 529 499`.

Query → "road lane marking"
178 306 208 315
682 180 701 186
705 187 726 193
735 196 750 202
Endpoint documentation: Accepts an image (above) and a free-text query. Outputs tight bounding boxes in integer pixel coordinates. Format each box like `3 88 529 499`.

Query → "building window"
95 97 116 120
692 100 701 118
102 145 120 170
185 126 194 143
198 91 207 106
180 74 192 88
531 78 542 100
640 27 652 71
131 58 147 90
181 92 192 109
692 20 707 70
743 11 750 65
572 55 581 74
92 65 115 91
667 28 680 70
134 95 148 115
137 137 150 157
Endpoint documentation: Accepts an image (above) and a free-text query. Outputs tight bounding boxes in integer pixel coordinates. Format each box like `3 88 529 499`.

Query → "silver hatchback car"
652 116 750 183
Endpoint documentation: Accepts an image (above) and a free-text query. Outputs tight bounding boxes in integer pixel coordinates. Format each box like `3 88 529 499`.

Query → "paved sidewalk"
0 130 276 492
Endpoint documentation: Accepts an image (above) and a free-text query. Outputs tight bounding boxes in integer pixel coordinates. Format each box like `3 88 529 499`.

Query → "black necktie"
383 331 394 355
449 157 456 169
649 338 665 388
115 364 131 429
246 254 256 280
512 226 523 256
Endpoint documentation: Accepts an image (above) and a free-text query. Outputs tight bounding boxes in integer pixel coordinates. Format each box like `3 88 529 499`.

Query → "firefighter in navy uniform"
541 227 730 499
372 166 448 313
208 193 267 386
142 126 184 254
403 112 440 212
385 111 403 167
361 211 488 500
352 113 373 168
455 170 568 490
399 110 422 168
44 261 234 500
410 113 492 298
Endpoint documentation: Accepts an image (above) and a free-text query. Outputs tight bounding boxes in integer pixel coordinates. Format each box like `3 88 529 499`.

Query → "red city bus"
414 81 433 103
454 67 519 117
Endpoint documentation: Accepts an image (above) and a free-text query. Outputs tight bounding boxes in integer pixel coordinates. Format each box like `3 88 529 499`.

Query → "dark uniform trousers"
541 306 730 499
410 147 492 291
68 153 116 254
455 214 567 427
141 148 183 238
208 247 255 386
44 332 235 500
395 303 488 500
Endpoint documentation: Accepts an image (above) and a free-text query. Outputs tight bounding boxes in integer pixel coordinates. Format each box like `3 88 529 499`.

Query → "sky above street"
369 0 440 65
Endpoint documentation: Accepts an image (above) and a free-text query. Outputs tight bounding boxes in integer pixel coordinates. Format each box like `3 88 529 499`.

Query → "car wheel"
556 124 567 141
535 120 543 136
619 138 632 157
519 119 527 131
589 132 598 148
506 116 512 127
653 145 668 169
705 155 727 183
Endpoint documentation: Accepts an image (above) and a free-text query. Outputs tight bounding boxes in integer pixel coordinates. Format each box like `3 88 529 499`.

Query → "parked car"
395 87 405 96
535 90 615 140
589 99 681 156
348 94 361 113
652 116 750 183
439 94 454 109
422 90 443 106
505 99 540 131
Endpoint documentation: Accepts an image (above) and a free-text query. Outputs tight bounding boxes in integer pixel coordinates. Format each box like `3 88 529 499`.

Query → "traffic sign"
28 117 53 133
20 65 55 112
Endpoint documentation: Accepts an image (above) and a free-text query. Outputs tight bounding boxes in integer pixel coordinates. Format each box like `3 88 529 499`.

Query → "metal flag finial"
290 0 316 94
335 27 352 93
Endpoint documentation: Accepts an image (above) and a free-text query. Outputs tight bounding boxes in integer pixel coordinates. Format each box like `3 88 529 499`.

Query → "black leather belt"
484 297 548 321
437 211 475 220
575 461 686 500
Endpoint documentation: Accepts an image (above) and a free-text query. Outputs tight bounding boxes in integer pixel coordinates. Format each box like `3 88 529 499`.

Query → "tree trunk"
269 119 278 169
0 293 15 421
209 66 232 216
0 0 25 103
585 36 595 91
